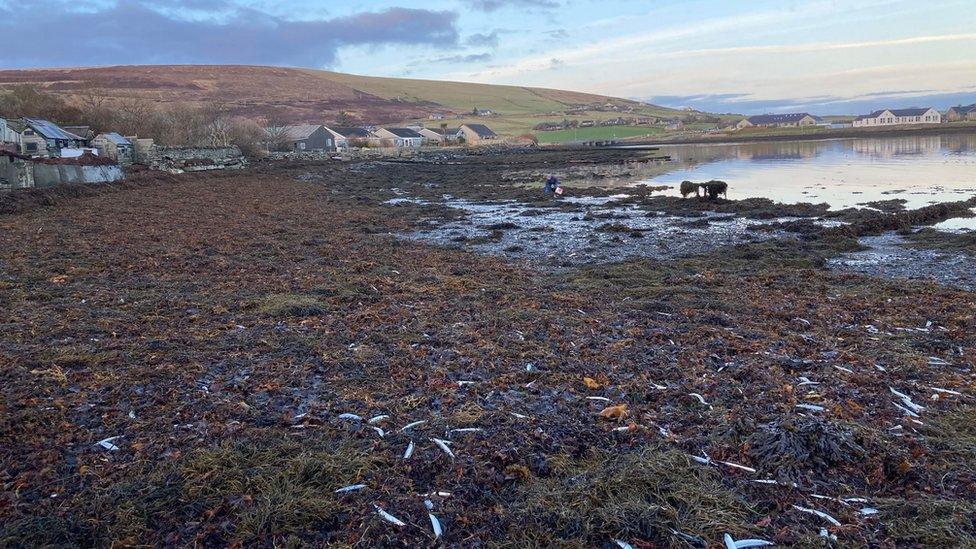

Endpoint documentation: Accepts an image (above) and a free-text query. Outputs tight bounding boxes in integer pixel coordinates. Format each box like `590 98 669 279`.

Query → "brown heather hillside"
0 65 681 132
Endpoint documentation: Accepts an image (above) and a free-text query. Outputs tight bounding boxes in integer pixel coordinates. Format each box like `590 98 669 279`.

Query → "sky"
2 0 975 114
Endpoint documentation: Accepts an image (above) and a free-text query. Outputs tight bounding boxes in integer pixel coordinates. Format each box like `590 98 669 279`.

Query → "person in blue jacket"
543 174 559 194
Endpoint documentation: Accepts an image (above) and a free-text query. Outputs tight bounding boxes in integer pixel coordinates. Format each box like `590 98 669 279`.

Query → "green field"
535 125 666 144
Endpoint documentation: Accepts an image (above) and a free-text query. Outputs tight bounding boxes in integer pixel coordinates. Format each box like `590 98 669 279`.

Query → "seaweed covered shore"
1 151 974 547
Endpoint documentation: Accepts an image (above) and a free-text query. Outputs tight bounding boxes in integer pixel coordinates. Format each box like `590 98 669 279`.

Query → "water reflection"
642 133 976 209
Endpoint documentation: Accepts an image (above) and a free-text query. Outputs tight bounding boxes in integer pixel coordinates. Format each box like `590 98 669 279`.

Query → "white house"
736 113 821 130
373 127 424 148
0 118 22 151
417 127 460 145
853 107 941 128
324 126 374 149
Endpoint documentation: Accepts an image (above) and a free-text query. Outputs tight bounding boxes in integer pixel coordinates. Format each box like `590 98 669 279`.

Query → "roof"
266 124 323 141
948 104 976 114
856 107 934 120
24 118 84 140
64 126 91 137
98 132 131 145
383 127 423 138
327 127 372 138
462 124 497 137
745 113 820 125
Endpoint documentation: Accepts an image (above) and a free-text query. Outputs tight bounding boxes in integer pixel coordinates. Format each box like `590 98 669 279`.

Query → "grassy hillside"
0 65 692 138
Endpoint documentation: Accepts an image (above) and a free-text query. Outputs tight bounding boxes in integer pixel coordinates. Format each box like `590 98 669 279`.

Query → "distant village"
732 104 975 131
2 86 974 192
0 110 500 191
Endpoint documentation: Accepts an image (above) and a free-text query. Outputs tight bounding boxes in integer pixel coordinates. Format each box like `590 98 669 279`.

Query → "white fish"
403 440 415 459
689 454 711 465
724 533 774 549
834 365 854 374
457 380 477 386
931 387 962 396
649 381 667 390
752 479 778 485
586 396 611 402
428 513 443 538
368 415 389 424
337 413 362 421
373 504 406 527
615 540 633 549
509 412 529 419
859 507 879 516
450 428 483 434
793 504 841 526
893 402 920 418
334 484 366 493
432 438 455 460
399 420 427 432
796 403 825 412
890 387 925 413
96 436 122 451
718 461 756 473
797 377 819 386
689 393 708 406
371 426 386 438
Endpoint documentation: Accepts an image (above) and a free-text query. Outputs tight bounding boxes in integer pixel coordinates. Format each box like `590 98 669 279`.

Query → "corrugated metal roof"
24 118 84 140
100 132 131 145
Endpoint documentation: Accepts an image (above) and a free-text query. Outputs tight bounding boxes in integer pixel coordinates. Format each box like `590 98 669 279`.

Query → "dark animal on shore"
680 180 699 198
700 180 728 200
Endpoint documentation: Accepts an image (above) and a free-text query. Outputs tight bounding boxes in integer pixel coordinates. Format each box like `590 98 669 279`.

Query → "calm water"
641 133 976 212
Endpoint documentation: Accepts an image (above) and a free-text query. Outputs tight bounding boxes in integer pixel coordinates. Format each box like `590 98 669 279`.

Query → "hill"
0 65 689 137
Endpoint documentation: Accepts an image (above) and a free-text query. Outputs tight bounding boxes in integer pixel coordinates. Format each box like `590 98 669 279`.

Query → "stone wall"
150 146 247 173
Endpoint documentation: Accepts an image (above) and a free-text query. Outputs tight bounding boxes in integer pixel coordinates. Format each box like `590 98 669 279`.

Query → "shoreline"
613 122 976 147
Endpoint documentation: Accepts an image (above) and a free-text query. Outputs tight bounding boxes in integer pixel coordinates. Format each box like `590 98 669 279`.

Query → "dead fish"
724 533 774 549
797 376 819 386
371 426 386 438
893 402 920 418
510 412 529 419
368 415 389 425
689 393 709 406
450 428 483 434
834 365 854 374
399 420 426 432
890 387 925 413
718 460 756 473
403 440 415 459
432 438 455 460
334 484 366 493
793 504 841 526
859 507 879 516
337 413 362 421
614 540 634 549
428 512 443 538
649 380 667 390
795 403 825 412
931 387 962 396
586 396 611 402
457 380 477 386
373 504 406 527
96 436 122 451
689 454 712 465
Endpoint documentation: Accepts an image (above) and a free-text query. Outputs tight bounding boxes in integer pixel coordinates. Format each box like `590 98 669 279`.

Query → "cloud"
465 31 499 48
461 0 559 12
0 1 459 68
429 53 494 64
